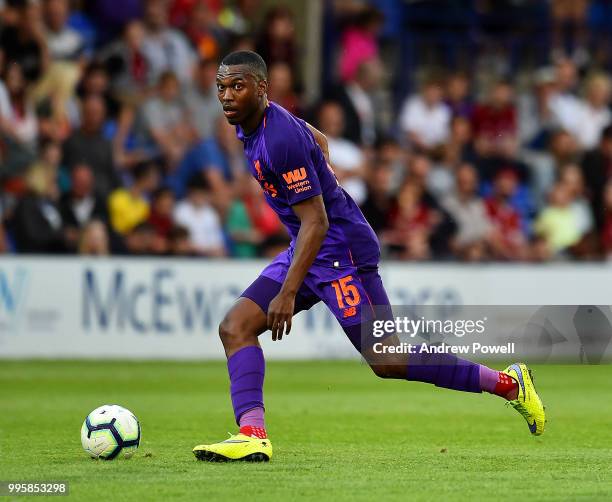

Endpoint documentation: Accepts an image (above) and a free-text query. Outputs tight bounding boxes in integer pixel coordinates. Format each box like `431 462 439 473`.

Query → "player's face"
216 64 263 125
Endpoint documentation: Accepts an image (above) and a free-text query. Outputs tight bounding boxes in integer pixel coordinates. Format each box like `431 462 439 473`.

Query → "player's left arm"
267 195 329 342
304 122 330 164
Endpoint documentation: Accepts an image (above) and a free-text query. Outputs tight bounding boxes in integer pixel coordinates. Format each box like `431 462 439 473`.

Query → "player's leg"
193 290 272 462
315 266 545 435
194 254 319 461
219 295 268 432
225 273 317 436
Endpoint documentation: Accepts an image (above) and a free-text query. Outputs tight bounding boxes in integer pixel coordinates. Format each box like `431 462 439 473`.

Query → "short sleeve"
264 129 323 206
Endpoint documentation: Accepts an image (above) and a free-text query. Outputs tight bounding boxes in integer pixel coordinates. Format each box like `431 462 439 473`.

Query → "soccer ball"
81 405 141 459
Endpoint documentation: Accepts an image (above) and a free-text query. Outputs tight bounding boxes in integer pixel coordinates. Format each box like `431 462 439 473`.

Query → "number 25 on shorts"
331 275 361 309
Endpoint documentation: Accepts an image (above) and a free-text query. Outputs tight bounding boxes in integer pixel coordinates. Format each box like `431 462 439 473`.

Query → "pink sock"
479 365 518 399
239 406 265 429
479 365 500 394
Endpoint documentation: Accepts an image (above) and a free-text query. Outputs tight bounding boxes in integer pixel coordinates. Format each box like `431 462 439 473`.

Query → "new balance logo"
343 307 357 318
282 168 307 184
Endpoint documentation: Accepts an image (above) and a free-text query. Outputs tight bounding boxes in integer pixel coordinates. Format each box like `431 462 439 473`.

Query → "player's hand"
267 291 295 341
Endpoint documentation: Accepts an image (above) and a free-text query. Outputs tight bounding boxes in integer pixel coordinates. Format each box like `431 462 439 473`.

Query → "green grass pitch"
1 360 611 501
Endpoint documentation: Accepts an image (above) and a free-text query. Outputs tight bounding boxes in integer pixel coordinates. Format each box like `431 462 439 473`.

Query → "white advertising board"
1 257 610 359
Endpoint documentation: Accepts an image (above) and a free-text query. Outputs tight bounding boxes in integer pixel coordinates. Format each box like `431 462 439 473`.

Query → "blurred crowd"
3 0 612 262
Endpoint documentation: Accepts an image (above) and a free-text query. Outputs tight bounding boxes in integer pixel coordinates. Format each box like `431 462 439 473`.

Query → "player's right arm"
264 121 329 341
267 195 329 341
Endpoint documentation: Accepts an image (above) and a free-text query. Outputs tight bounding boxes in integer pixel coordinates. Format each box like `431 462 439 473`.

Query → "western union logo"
282 167 307 184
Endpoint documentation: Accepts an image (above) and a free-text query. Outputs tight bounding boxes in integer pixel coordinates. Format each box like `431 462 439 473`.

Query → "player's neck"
240 98 269 136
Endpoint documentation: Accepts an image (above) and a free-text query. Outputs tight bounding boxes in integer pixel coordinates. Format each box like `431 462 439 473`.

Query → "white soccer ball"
81 405 141 459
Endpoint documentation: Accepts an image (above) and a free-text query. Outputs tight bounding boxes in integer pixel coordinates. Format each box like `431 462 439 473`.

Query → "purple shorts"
240 249 390 328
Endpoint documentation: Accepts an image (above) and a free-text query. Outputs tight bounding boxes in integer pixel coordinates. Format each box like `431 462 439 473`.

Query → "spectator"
405 153 458 257
0 63 37 141
227 175 265 258
445 72 473 118
338 6 383 83
148 187 175 253
399 76 451 154
184 58 223 142
76 62 120 121
518 67 559 149
267 62 301 117
218 0 260 37
558 163 594 238
328 58 383 146
123 221 157 255
376 137 408 193
3 0 612 263
11 164 65 253
207 115 246 184
59 163 108 251
91 0 143 43
108 162 159 235
0 1 49 83
442 163 492 261
526 129 580 209
141 0 195 85
102 20 151 101
38 139 63 185
173 176 226 257
581 125 612 231
317 101 366 204
43 0 84 62
360 162 394 235
550 0 588 63
166 116 242 210
576 74 612 150
256 6 297 71
405 153 432 190
485 169 528 261
0 63 38 177
184 2 224 61
472 80 517 160
167 224 194 256
240 175 285 255
443 115 476 168
62 94 117 196
549 59 583 142
78 220 110 255
383 181 437 261
141 71 196 168
534 182 581 255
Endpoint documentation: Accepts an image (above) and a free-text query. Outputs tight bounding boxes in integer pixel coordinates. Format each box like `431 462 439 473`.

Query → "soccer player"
193 51 545 462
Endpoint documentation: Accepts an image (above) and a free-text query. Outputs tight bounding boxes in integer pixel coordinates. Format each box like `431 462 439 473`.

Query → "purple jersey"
236 102 380 272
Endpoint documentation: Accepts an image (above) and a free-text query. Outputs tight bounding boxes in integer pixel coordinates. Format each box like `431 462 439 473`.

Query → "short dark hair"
168 225 190 241
186 174 210 192
133 162 158 182
152 186 174 201
221 50 267 81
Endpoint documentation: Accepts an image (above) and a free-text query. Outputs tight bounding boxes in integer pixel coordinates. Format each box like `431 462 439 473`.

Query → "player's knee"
218 316 241 349
218 314 255 350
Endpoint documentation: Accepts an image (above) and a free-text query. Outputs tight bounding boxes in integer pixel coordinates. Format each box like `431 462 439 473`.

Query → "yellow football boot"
503 362 546 436
193 433 272 462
